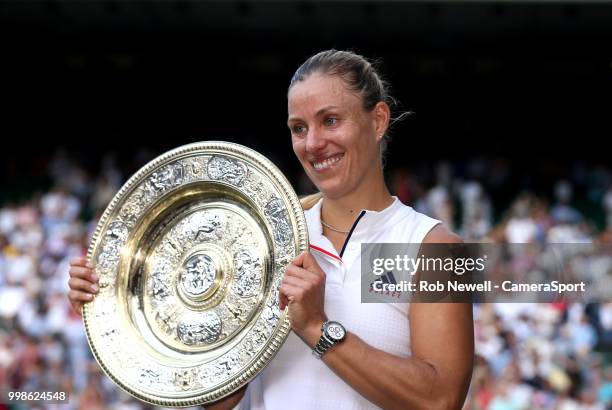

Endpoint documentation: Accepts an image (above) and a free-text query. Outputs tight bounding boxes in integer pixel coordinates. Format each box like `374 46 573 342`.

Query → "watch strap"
312 335 332 359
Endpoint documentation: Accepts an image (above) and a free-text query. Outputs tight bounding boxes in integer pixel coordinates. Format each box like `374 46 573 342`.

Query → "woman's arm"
205 385 247 410
280 225 474 410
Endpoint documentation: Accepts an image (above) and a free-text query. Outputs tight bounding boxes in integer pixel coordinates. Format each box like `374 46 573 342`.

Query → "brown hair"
300 192 323 210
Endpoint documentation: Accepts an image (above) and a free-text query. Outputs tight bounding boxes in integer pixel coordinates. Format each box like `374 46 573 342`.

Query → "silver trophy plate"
83 141 308 406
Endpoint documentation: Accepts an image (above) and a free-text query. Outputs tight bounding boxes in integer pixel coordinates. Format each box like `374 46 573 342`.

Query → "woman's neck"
320 181 393 232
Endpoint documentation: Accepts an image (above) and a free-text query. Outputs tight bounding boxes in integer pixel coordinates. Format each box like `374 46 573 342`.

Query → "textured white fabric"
240 197 440 410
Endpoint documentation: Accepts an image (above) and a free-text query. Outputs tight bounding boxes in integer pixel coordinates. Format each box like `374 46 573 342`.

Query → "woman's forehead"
288 73 360 114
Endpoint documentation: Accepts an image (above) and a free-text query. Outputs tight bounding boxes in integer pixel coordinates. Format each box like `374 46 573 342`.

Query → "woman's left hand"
279 251 327 343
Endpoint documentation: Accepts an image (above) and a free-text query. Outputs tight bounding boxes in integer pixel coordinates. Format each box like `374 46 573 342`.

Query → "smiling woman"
244 50 474 410
286 51 397 211
67 49 474 410
288 72 387 203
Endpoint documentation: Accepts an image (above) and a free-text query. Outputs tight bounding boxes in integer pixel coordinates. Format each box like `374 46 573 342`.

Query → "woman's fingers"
68 257 97 315
300 252 322 272
69 277 98 293
285 266 324 290
68 289 94 303
279 274 308 309
279 281 305 301
291 251 307 266
279 255 317 309
282 274 310 289
70 256 90 267
70 301 83 316
279 291 289 310
285 263 320 283
69 266 98 282
69 257 97 281
287 253 325 282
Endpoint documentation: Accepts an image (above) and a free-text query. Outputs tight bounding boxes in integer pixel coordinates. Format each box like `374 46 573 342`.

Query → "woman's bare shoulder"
423 224 463 244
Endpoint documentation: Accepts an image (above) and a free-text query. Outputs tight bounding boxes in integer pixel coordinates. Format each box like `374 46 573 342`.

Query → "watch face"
325 322 346 341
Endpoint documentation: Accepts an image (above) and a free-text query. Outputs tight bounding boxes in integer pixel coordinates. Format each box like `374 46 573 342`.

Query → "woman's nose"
305 129 327 153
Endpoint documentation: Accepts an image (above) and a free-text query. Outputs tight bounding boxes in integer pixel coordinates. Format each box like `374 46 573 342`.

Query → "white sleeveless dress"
239 197 440 410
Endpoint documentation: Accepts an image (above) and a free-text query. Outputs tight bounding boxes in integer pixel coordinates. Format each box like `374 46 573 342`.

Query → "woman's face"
287 72 385 199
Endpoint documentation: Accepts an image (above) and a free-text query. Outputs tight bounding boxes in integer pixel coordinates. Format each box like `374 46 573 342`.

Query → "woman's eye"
292 124 306 134
324 117 338 126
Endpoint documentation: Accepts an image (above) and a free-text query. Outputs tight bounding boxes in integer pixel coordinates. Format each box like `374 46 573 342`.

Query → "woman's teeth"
312 154 343 170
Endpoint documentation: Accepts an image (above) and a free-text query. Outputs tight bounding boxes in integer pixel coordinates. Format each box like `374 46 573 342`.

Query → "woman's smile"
311 153 344 172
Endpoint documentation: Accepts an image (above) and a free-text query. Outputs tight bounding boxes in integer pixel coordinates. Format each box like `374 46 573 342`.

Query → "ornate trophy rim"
83 141 308 407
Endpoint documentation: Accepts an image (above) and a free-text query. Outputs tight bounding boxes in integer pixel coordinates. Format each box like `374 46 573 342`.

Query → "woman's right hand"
68 256 99 315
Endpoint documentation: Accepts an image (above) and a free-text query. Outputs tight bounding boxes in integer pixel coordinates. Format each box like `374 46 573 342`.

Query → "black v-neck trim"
339 210 366 258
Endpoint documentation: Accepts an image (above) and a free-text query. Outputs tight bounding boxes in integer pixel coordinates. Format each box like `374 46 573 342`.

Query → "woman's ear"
373 101 391 142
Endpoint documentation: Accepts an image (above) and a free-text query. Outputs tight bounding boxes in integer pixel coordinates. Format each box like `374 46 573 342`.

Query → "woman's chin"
316 182 348 200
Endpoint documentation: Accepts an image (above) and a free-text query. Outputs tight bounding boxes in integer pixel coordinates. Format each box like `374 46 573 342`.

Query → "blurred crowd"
0 150 611 409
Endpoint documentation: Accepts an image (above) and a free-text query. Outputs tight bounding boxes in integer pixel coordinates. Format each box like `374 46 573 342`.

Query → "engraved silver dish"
83 141 308 406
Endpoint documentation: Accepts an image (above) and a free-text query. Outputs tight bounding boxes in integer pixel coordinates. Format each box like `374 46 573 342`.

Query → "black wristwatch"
312 320 346 359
